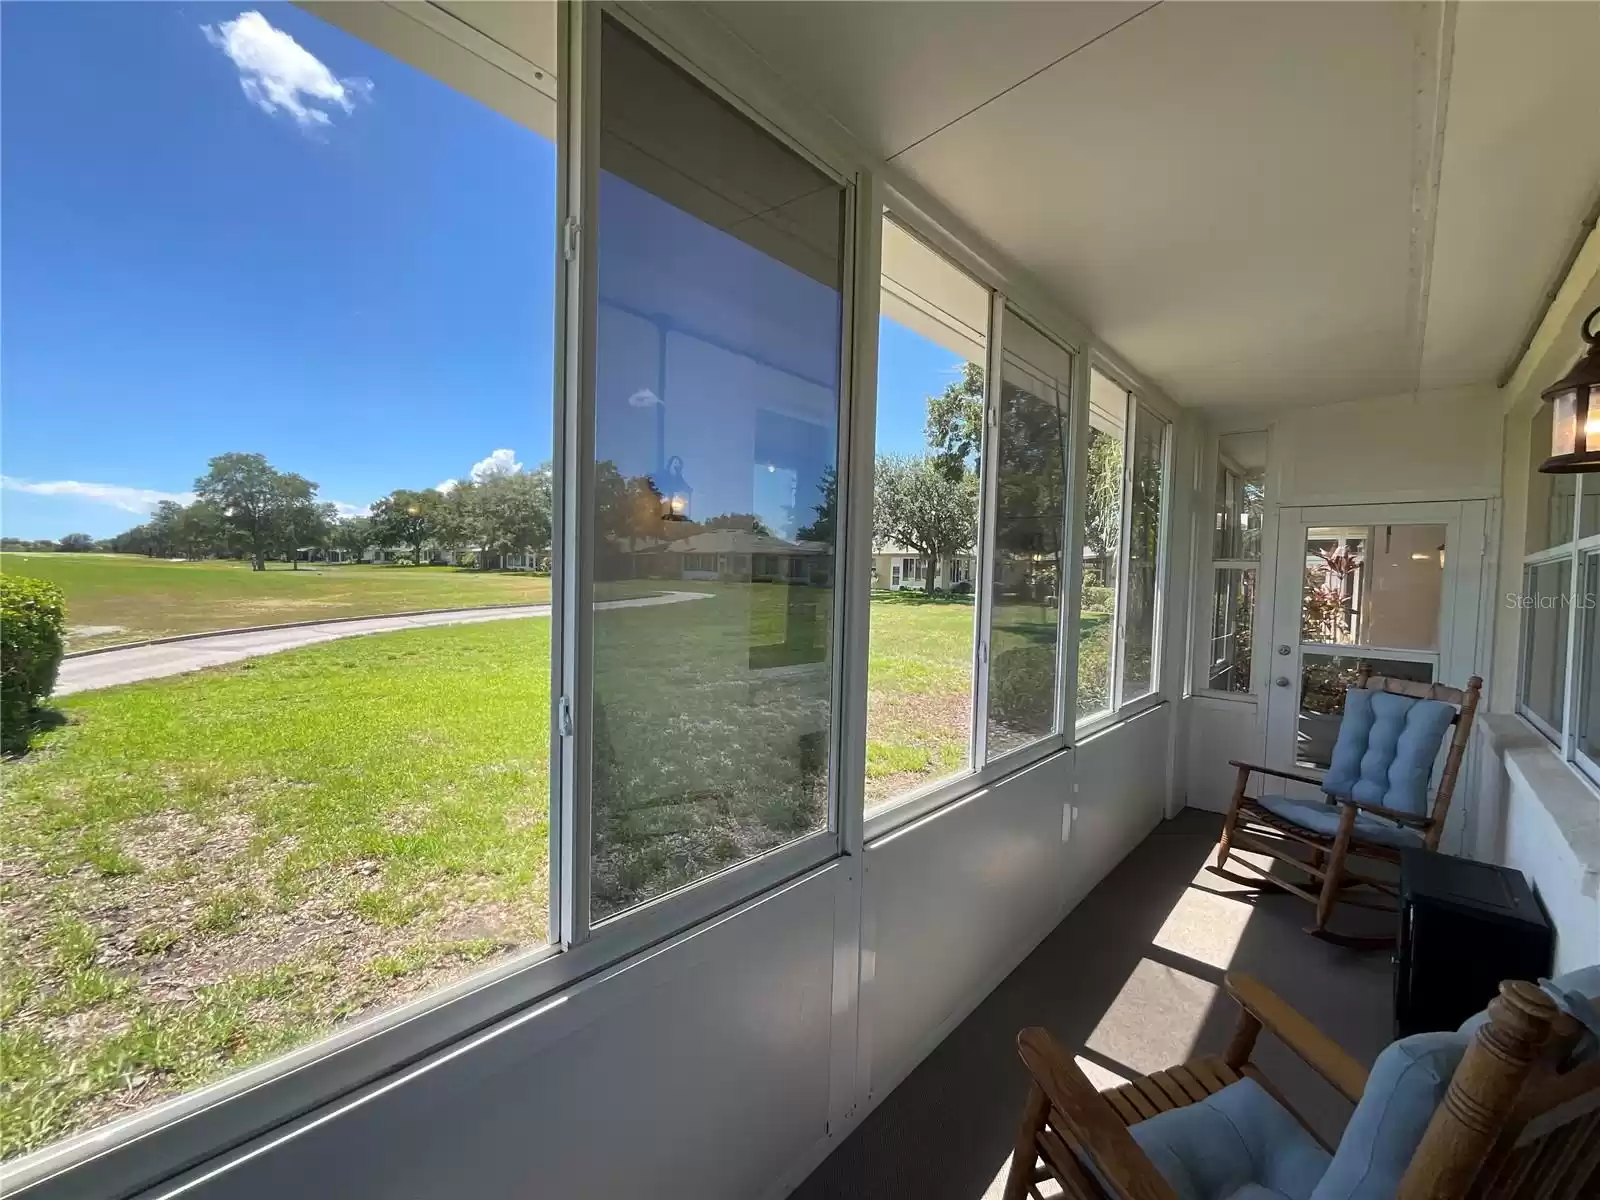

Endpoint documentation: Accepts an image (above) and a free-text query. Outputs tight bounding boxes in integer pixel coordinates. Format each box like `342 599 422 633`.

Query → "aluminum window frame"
1194 433 1267 701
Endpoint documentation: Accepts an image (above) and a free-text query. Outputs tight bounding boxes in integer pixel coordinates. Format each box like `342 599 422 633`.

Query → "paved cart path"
57 591 711 695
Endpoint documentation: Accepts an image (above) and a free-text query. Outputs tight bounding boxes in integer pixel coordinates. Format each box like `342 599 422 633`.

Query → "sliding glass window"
589 18 845 919
1077 369 1127 722
0 1 558 1168
985 312 1071 759
866 218 986 813
1203 432 1266 694
1120 402 1169 701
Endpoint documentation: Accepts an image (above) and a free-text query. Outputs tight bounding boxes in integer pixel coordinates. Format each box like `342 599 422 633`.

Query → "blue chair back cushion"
1320 688 1455 818
1309 1032 1466 1200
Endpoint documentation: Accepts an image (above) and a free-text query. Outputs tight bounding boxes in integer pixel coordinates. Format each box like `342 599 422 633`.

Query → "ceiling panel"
1419 1 1600 391
702 0 1144 157
891 1 1423 408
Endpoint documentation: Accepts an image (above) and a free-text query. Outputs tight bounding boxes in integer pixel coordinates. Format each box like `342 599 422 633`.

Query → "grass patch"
0 554 552 650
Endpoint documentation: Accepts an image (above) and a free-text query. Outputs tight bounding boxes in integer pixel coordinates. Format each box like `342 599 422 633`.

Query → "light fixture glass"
1539 307 1600 474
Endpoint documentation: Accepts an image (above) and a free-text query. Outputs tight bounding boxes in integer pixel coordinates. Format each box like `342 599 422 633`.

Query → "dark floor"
793 810 1396 1200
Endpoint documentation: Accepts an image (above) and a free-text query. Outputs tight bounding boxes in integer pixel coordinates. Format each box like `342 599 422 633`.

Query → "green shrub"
1080 583 1115 613
1 575 66 753
988 641 1057 734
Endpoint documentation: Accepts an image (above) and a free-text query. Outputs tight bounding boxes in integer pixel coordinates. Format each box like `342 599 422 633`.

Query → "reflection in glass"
1214 432 1265 561
1520 558 1571 738
1297 653 1434 768
1078 369 1126 723
591 18 843 920
1301 524 1443 650
986 338 1068 758
866 217 986 811
1579 555 1600 763
1120 404 1166 700
1208 568 1255 693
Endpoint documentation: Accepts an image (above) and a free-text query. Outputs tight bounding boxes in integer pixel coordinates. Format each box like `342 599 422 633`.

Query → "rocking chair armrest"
1223 974 1369 1104
1228 759 1327 788
1325 794 1434 829
1016 1028 1180 1200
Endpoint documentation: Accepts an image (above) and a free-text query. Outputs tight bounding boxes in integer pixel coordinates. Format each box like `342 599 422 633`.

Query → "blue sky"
0 3 959 541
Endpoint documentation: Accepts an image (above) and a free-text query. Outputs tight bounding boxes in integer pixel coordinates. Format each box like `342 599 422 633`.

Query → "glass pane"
986 321 1070 759
1528 404 1577 552
590 18 844 920
866 217 985 812
1582 478 1600 540
1301 524 1444 650
1077 369 1126 723
1297 653 1434 769
1214 432 1265 560
1207 568 1256 693
1520 558 1572 736
0 3 557 1160
1120 403 1167 701
1578 554 1600 761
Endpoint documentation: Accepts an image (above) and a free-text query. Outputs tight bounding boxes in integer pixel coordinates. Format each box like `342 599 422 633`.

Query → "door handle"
1275 676 1291 688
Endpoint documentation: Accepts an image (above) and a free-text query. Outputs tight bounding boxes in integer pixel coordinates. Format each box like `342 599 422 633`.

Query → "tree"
925 361 985 481
446 469 552 569
332 515 373 562
56 532 94 553
795 467 836 544
277 490 333 569
701 512 774 537
174 500 227 560
194 452 304 571
873 454 978 593
369 488 444 565
1083 428 1124 567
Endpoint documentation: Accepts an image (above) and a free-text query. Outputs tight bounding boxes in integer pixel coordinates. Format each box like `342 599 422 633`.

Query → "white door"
1264 501 1489 793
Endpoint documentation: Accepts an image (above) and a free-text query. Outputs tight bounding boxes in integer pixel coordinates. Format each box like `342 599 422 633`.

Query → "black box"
1395 849 1553 1038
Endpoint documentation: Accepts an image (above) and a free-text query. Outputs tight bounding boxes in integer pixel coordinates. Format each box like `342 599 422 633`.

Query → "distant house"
870 541 975 592
293 547 355 564
666 529 833 586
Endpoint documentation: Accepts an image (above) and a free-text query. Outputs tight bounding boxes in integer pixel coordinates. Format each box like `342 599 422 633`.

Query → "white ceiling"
702 1 1600 414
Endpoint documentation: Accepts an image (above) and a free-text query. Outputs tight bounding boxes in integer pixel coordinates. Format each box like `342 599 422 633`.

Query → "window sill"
1484 714 1600 894
1073 693 1168 743
1189 689 1257 705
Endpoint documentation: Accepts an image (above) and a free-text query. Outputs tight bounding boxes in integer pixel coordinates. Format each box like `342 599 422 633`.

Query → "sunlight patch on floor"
1152 876 1255 970
1085 957 1219 1077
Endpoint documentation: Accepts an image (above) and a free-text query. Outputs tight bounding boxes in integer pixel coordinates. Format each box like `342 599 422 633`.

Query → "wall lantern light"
1539 306 1600 474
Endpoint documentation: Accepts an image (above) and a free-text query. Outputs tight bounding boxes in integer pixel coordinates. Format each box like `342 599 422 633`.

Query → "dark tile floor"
792 810 1397 1200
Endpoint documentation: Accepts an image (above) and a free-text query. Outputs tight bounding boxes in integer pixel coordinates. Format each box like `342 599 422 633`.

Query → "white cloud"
434 479 459 495
329 499 369 519
469 449 522 483
202 11 371 130
0 476 196 515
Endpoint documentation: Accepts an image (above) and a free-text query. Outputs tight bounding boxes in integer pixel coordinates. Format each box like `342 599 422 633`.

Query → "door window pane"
866 218 986 811
1301 524 1444 650
1297 653 1434 769
1577 554 1600 763
986 318 1070 758
590 18 844 919
1208 568 1256 693
1520 558 1572 738
0 2 557 1160
1077 369 1126 723
1214 432 1265 560
1120 403 1167 701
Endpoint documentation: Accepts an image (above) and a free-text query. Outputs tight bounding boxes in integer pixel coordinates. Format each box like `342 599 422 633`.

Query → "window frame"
1194 433 1267 700
1074 359 1173 738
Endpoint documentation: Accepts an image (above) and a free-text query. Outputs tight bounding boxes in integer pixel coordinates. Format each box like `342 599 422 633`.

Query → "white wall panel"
1183 697 1262 814
1068 707 1172 912
154 870 842 1200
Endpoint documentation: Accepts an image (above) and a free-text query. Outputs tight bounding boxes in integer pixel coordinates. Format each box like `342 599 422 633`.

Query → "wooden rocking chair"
1003 969 1600 1200
1216 670 1482 947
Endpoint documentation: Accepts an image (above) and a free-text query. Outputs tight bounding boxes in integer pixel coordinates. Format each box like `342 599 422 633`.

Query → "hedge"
1 574 66 753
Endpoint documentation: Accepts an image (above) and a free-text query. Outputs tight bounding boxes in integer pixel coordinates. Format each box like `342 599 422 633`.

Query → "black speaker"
1395 849 1553 1038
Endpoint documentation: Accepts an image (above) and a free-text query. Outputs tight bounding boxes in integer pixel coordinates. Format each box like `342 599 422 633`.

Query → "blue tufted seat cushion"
1319 688 1456 817
1254 794 1424 849
1127 1076 1330 1200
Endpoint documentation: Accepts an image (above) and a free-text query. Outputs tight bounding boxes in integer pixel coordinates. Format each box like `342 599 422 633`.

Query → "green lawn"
0 553 553 650
0 581 1116 1157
